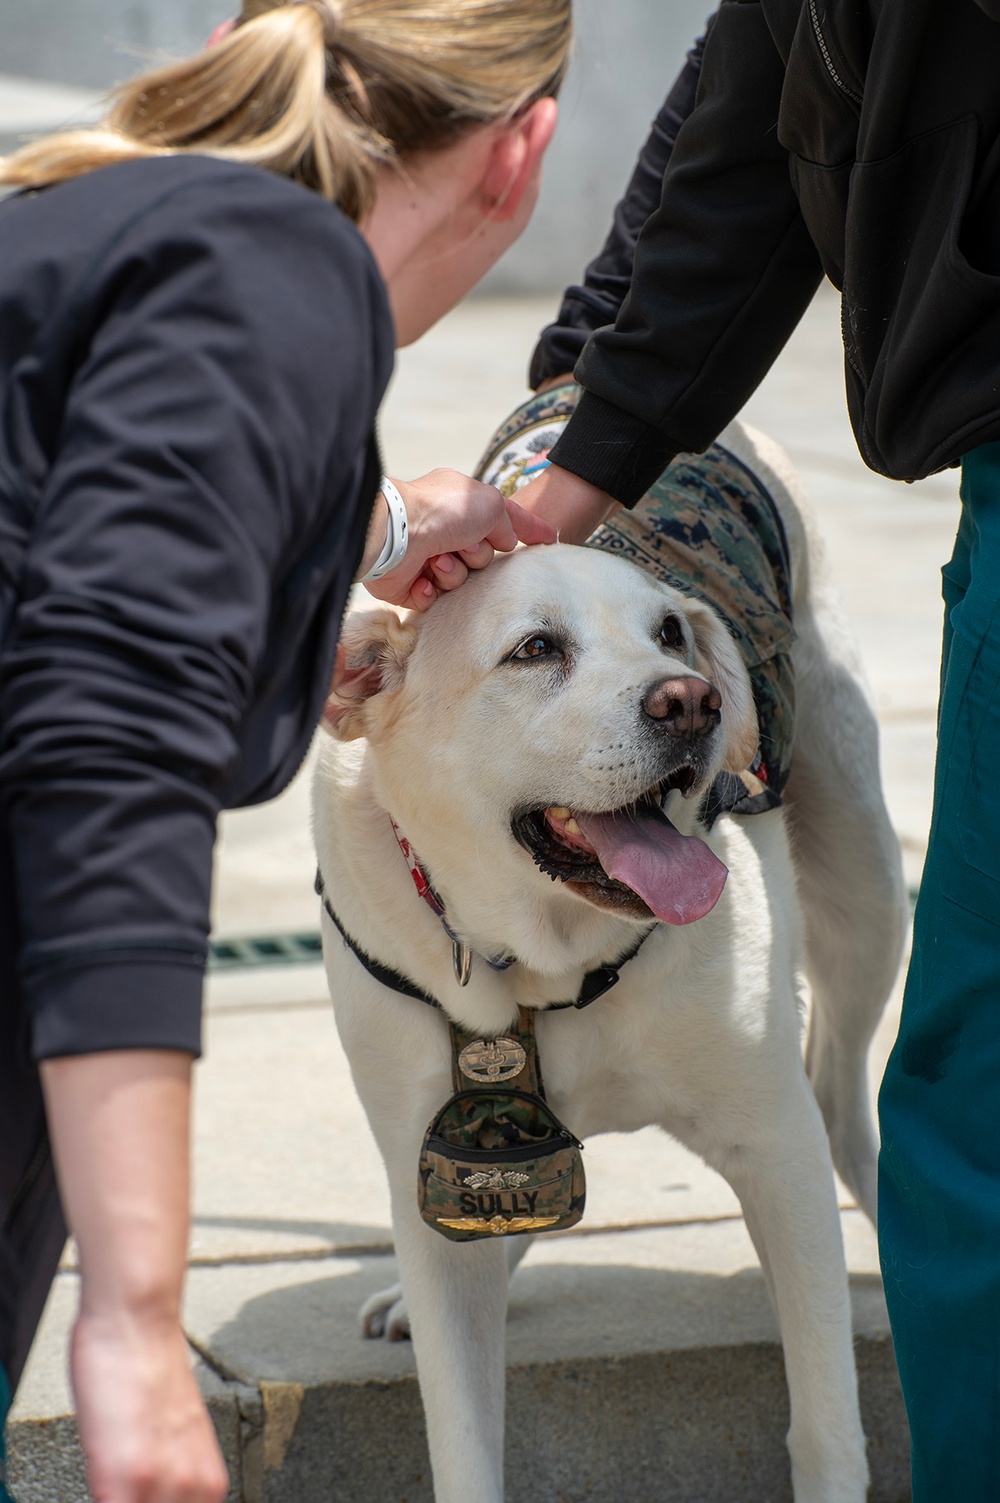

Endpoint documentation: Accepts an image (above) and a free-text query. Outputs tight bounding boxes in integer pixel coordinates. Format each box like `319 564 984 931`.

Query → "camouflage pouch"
418 1008 585 1241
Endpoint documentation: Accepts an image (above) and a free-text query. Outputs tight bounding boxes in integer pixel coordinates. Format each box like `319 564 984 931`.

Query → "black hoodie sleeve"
0 167 391 1061
548 0 823 506
529 24 710 389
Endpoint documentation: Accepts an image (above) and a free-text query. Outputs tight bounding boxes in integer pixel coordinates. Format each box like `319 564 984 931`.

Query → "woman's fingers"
457 540 495 570
499 496 558 548
478 496 558 554
409 549 479 611
408 576 438 611
427 551 473 588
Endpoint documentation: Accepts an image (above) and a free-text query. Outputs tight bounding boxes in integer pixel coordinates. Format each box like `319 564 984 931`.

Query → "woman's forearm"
518 462 618 544
40 1049 193 1319
40 1049 228 1502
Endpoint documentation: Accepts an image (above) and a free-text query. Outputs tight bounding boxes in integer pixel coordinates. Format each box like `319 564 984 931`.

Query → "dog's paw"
359 1283 411 1342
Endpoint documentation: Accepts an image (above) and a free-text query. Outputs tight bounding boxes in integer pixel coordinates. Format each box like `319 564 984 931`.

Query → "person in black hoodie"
522 3 1000 1497
0 3 568 1498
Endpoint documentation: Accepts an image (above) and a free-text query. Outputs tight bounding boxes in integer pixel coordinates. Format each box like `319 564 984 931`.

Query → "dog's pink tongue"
575 807 728 925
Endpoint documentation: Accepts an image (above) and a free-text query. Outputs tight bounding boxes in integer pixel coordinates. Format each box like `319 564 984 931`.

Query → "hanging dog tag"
452 939 473 987
418 1008 586 1242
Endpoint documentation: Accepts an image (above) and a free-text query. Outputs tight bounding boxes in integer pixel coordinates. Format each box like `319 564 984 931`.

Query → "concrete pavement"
0 73 104 157
8 284 953 1499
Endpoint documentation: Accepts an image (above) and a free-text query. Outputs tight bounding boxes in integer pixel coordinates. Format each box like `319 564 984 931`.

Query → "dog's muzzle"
512 773 729 927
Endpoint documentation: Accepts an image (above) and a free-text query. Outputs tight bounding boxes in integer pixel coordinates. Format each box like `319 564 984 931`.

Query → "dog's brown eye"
513 635 556 661
659 615 685 651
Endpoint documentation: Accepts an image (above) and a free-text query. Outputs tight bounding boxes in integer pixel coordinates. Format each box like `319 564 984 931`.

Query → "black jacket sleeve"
529 25 709 389
0 170 390 1060
548 0 823 506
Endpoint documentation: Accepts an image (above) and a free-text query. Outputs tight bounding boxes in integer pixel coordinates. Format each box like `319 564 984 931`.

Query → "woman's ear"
480 97 559 223
206 17 235 45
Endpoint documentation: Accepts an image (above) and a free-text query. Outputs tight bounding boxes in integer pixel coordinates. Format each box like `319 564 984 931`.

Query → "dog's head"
323 545 757 933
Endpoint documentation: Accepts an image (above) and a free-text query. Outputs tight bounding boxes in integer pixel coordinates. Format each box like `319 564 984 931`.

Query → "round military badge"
458 1037 526 1083
474 382 579 500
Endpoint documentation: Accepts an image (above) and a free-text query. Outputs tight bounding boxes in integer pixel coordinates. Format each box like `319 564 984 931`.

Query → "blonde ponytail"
0 0 570 220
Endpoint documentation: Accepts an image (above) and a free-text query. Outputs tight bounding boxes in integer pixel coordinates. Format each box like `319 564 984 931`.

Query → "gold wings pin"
437 1214 560 1236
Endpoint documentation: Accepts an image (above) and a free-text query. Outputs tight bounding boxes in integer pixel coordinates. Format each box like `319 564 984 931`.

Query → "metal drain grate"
208 931 323 971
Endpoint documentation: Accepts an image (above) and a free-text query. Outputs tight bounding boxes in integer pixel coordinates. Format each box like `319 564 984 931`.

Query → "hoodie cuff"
547 389 681 508
26 953 206 1061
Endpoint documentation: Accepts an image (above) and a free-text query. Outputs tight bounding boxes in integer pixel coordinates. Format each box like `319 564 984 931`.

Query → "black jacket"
0 156 393 1060
549 0 1000 505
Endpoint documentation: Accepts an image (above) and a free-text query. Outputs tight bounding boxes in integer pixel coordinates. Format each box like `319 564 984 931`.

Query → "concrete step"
9 1211 908 1503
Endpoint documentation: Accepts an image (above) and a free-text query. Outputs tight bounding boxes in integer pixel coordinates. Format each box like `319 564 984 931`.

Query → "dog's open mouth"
512 769 727 925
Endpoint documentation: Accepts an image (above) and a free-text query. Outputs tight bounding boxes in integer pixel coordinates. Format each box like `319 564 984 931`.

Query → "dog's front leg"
330 974 510 1502
333 1000 511 1501
389 1191 510 1503
714 1075 868 1503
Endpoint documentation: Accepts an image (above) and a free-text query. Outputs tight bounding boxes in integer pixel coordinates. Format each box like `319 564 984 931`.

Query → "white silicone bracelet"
361 476 409 582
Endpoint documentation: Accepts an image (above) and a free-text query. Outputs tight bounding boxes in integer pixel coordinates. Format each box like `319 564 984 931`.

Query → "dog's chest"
526 962 743 1134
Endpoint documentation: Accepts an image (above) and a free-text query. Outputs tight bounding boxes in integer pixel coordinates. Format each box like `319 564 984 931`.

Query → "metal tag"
457 1037 526 1084
452 939 472 987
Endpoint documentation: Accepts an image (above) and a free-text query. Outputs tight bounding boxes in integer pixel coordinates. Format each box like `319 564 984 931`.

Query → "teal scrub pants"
0 1362 14 1501
879 442 1000 1499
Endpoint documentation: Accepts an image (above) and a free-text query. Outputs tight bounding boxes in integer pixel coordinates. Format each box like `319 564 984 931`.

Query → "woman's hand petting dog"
362 469 556 612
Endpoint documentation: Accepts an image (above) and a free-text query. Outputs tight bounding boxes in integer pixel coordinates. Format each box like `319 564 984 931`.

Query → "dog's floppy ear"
322 607 419 741
685 599 759 774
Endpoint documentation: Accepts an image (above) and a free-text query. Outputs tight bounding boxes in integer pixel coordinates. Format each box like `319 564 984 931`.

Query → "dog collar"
314 866 653 1013
390 818 515 985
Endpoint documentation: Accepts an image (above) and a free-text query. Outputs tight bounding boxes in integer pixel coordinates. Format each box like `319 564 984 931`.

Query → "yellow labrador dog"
313 420 906 1503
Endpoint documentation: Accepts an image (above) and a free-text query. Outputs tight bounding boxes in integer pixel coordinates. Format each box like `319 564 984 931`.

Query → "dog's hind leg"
712 1074 869 1502
784 559 908 1225
716 422 907 1222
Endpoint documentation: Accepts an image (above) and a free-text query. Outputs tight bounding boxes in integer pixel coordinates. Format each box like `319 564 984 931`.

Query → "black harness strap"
317 873 441 1008
315 870 652 1013
545 927 651 1009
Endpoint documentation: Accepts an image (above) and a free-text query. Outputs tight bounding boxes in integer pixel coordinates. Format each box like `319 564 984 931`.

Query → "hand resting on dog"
360 468 557 611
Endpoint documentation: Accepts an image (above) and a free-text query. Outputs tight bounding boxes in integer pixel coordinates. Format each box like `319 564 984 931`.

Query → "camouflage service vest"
475 384 795 821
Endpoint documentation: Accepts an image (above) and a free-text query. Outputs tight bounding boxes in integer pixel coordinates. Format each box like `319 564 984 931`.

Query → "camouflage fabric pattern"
418 1007 586 1241
476 384 796 813
446 1001 543 1093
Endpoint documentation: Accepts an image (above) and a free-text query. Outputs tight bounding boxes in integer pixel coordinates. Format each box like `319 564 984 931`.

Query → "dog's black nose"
643 676 722 738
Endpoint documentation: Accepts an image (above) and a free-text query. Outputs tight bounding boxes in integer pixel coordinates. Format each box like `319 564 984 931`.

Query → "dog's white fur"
313 423 907 1503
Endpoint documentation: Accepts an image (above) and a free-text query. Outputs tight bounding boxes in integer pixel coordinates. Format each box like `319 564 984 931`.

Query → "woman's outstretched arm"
41 1049 228 1503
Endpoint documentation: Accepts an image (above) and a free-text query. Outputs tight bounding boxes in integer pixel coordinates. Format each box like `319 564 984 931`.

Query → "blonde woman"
0 3 568 1497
